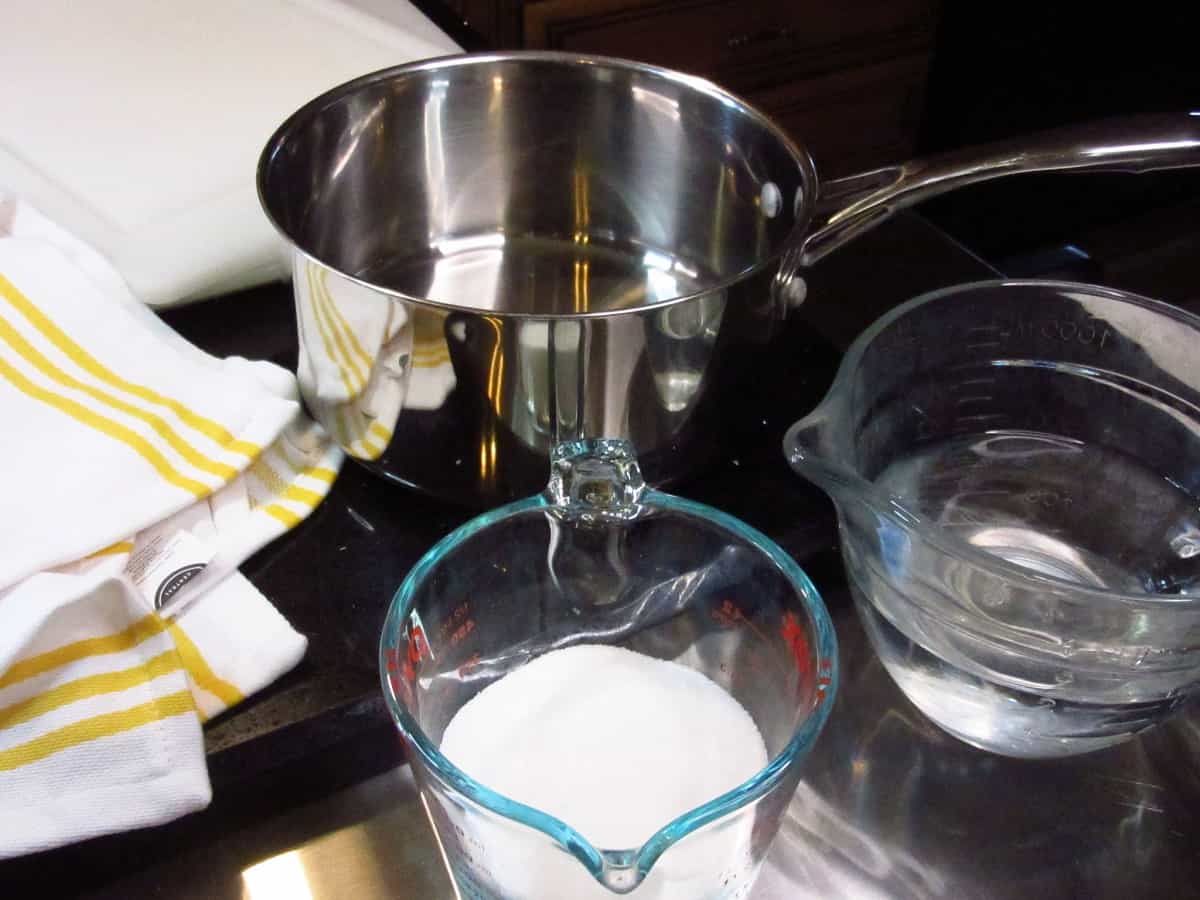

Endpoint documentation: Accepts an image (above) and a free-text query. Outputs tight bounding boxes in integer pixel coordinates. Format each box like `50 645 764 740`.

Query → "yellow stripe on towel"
281 483 324 507
0 273 259 457
86 541 135 559
358 437 383 459
0 354 210 498
250 459 323 508
304 466 338 485
0 651 182 729
0 690 194 772
0 310 238 480
0 616 166 690
261 504 303 529
166 622 244 712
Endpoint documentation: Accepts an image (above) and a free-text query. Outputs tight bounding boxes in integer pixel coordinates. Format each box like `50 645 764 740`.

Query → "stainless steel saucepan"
258 51 1200 506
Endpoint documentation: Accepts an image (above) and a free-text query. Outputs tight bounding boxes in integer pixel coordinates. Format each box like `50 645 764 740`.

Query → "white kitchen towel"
0 196 342 858
0 570 211 859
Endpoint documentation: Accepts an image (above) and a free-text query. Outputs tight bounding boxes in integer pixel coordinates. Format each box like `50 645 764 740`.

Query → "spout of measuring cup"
783 406 864 503
785 407 929 590
596 849 643 894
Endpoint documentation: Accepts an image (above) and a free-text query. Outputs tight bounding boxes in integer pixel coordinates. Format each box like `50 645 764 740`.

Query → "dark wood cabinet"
443 0 941 176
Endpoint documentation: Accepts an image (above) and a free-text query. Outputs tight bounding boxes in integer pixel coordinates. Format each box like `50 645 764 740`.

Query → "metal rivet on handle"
760 181 781 218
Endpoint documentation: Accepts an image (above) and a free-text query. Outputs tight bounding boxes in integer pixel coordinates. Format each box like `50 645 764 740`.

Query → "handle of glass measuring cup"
788 110 1200 270
543 438 648 523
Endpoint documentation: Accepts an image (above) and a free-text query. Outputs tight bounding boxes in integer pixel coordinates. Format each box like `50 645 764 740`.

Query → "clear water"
875 430 1200 595
856 430 1200 756
854 598 1182 757
362 233 719 315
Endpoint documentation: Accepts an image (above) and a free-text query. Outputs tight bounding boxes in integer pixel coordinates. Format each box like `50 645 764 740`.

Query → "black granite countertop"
5 207 1199 898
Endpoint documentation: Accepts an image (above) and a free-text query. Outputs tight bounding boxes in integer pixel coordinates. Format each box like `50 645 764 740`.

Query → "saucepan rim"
257 49 817 321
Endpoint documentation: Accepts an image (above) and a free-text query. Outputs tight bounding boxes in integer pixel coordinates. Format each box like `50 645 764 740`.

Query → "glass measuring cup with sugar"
380 439 837 898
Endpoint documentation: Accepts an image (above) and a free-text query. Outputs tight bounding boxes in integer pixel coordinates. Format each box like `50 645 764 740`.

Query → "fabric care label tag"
126 530 215 613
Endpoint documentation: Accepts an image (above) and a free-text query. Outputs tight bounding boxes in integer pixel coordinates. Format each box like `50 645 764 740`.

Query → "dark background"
915 3 1200 295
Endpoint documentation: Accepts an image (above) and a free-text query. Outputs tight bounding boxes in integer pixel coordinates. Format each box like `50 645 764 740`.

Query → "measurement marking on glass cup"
1004 316 1118 347
713 599 770 645
448 620 476 646
440 602 471 635
964 324 1004 350
440 602 477 647
953 412 1008 423
1114 800 1166 814
1091 774 1166 791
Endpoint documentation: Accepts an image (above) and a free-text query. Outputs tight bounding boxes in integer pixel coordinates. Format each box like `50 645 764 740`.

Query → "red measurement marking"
410 624 429 660
713 599 746 628
815 658 832 694
395 623 430 689
383 647 409 701
382 643 416 702
713 599 774 656
439 603 471 638
448 618 476 647
781 612 813 686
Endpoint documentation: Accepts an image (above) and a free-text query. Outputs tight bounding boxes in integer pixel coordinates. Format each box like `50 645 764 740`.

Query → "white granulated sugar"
438 643 769 898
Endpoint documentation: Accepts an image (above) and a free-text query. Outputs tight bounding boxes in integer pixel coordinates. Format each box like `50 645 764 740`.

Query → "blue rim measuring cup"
380 439 837 897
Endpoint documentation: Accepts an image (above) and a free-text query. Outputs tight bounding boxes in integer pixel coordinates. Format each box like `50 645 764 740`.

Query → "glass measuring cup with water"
380 440 837 898
786 280 1200 758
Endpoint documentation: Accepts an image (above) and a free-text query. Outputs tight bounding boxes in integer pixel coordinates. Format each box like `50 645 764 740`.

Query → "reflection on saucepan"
514 319 586 446
296 260 457 459
648 288 725 415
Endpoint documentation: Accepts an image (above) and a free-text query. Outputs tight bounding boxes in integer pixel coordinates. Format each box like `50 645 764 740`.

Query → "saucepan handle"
796 111 1200 267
